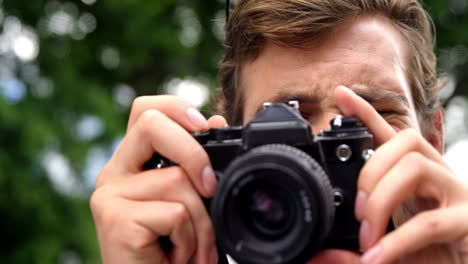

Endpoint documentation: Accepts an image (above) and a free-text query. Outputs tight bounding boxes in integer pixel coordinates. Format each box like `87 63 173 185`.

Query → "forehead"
241 15 413 122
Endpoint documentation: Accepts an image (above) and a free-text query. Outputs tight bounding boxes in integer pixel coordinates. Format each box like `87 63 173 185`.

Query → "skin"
90 15 468 264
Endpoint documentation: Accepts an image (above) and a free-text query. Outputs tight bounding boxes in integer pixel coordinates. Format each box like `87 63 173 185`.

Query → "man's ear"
425 108 444 154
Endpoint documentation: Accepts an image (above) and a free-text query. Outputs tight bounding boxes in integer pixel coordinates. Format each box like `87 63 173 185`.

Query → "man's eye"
299 103 315 119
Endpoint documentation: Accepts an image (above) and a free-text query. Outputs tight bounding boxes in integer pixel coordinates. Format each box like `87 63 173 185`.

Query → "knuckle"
166 167 189 186
140 109 161 123
401 128 419 138
417 211 441 232
138 110 162 135
399 129 423 147
402 152 426 170
90 186 120 224
171 203 190 227
122 225 153 254
131 96 151 113
89 187 109 217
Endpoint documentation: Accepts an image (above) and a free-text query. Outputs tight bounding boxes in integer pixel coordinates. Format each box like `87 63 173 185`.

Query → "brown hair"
216 0 441 129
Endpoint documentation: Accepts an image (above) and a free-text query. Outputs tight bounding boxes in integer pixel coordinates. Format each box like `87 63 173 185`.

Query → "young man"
90 0 468 263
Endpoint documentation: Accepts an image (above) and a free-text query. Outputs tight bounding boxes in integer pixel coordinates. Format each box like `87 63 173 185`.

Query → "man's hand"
90 95 226 264
308 86 468 264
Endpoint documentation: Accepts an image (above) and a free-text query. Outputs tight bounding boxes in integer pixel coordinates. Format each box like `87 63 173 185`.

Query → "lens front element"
249 188 290 237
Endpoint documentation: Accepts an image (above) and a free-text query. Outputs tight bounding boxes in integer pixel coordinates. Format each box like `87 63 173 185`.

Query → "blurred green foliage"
0 0 466 263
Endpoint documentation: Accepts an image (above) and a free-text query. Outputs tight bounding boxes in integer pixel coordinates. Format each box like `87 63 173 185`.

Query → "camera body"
147 101 374 264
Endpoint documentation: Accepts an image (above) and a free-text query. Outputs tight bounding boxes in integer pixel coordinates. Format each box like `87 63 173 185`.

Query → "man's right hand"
90 95 225 264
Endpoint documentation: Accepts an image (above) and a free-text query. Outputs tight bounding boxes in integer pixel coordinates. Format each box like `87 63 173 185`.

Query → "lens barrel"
210 144 335 264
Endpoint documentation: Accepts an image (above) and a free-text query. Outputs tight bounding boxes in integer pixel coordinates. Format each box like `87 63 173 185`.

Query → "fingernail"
187 108 208 129
202 166 217 195
337 85 354 95
355 191 367 221
209 246 218 264
359 220 372 251
361 245 381 264
336 86 355 116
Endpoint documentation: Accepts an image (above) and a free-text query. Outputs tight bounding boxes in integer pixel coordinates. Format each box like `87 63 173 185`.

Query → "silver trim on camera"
336 144 352 162
362 149 374 161
333 189 345 206
287 100 299 111
262 102 273 109
333 115 344 127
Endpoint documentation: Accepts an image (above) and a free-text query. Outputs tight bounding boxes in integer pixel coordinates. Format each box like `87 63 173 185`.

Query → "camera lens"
210 144 335 264
248 188 291 237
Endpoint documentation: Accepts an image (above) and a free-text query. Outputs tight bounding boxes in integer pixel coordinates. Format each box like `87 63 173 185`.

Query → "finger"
207 115 228 129
133 201 197 264
96 199 196 264
335 86 396 146
360 152 457 250
128 95 208 132
360 205 468 264
307 249 360 264
117 167 216 264
356 129 447 220
111 109 217 197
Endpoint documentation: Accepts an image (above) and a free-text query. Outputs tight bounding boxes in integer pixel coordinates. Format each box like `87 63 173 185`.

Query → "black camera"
147 101 374 264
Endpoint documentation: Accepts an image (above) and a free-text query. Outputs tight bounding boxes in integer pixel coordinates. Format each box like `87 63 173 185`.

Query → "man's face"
240 15 421 134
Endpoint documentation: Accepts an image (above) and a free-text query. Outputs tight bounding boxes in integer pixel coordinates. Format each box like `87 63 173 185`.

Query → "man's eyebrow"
352 84 410 109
